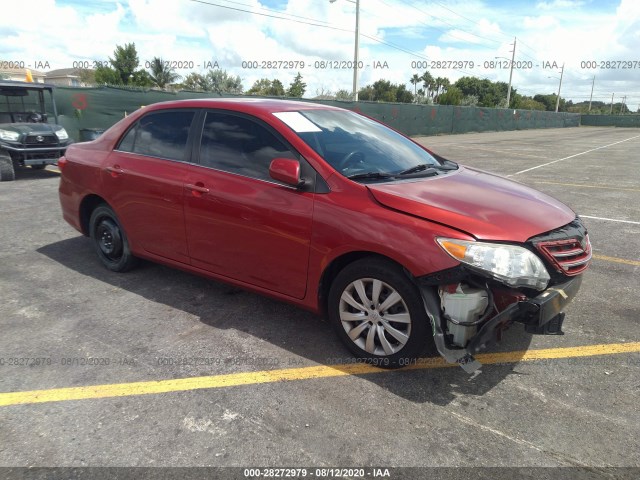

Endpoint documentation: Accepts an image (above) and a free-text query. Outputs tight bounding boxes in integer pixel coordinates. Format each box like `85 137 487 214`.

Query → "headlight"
0 129 20 141
437 237 550 290
55 128 69 141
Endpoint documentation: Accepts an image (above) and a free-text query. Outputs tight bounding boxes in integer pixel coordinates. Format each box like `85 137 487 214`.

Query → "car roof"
141 97 344 115
0 81 55 90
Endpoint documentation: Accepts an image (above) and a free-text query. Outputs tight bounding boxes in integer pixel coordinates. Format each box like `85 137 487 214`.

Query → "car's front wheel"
89 204 138 272
328 258 434 368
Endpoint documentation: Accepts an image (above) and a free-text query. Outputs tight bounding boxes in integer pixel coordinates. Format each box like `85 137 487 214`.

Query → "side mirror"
269 158 304 187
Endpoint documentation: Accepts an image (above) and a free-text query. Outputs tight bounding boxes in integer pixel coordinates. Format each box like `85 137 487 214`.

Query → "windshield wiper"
397 162 458 176
397 164 438 176
346 171 395 181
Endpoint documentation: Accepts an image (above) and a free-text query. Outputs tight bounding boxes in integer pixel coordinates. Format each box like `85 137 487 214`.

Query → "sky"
1 0 639 109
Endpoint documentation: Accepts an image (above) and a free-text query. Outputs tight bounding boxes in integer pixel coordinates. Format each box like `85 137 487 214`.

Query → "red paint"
71 93 87 110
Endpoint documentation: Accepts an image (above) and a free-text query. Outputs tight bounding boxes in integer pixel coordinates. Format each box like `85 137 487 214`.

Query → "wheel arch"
79 194 108 236
317 251 416 319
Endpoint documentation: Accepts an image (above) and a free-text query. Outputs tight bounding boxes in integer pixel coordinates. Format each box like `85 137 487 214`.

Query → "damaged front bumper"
419 275 583 373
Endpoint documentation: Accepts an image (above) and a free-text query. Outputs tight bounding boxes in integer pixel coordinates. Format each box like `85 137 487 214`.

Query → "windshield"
274 109 445 179
0 87 55 124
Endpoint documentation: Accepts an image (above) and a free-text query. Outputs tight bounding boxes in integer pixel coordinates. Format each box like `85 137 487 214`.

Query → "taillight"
57 156 67 170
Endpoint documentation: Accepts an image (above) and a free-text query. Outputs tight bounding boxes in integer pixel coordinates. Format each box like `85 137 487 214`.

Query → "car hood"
367 167 576 242
0 123 60 134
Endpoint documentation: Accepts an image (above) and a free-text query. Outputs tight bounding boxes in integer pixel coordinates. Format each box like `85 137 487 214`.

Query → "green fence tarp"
580 115 640 127
51 86 582 141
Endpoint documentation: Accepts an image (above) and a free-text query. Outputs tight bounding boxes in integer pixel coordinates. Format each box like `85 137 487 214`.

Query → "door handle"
105 165 124 177
186 183 210 196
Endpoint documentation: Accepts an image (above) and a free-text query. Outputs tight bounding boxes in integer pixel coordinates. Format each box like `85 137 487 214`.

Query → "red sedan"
59 99 591 371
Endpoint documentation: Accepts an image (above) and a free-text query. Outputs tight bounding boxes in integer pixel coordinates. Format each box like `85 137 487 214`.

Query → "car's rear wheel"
89 205 138 272
328 258 433 368
0 152 15 181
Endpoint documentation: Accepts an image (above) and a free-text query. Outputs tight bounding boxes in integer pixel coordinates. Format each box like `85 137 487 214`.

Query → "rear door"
183 110 314 299
102 109 196 264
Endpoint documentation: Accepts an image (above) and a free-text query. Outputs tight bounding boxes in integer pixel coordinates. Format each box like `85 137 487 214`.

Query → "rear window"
117 110 195 162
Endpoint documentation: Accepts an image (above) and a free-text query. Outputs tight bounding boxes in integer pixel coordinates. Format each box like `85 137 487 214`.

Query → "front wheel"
89 205 138 272
0 152 15 181
328 258 434 368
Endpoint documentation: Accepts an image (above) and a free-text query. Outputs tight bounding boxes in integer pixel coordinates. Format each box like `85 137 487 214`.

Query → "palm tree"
421 71 434 99
410 74 421 100
148 57 181 89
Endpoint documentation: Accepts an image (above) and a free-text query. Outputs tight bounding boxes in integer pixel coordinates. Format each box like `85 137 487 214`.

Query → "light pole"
548 64 564 112
495 37 516 108
554 64 564 113
330 0 360 101
588 76 595 112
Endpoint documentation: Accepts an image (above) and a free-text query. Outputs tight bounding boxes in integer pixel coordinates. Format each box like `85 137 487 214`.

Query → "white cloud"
0 0 638 107
536 0 585 10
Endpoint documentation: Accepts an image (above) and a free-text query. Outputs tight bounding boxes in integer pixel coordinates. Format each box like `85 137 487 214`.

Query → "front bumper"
2 144 67 165
467 275 582 354
419 275 583 373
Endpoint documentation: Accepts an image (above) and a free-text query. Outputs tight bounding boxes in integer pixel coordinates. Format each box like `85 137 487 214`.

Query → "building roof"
0 67 46 76
45 68 82 78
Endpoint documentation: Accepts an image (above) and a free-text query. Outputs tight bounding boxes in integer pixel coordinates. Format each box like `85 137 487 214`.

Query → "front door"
183 111 314 299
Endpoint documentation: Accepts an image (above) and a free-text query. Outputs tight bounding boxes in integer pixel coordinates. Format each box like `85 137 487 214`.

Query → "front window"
274 109 450 180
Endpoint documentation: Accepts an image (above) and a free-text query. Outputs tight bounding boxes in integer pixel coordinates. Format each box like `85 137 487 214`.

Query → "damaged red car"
58 99 591 371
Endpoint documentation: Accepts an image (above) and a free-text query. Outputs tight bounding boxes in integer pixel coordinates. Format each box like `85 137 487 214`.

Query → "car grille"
528 217 592 279
535 235 592 276
25 134 58 145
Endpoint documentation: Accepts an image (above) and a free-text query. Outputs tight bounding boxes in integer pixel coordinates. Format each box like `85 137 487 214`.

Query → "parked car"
0 81 72 181
58 99 591 371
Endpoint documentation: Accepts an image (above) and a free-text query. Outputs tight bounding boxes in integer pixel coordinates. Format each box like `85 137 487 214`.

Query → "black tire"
31 164 47 170
0 152 16 182
89 204 138 272
328 258 435 368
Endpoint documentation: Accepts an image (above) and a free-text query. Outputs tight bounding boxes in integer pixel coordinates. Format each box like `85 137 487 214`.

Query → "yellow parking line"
592 254 640 267
1 342 639 407
48 168 60 174
532 181 640 192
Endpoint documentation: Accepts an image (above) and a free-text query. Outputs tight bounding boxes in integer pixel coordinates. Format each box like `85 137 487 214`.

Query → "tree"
437 86 463 106
205 70 243 94
335 89 353 101
182 73 207 91
247 78 285 96
421 71 435 99
410 73 421 98
433 77 450 102
95 43 151 87
109 43 140 85
395 84 414 103
180 70 243 93
454 76 510 107
513 95 546 111
533 93 569 112
94 65 121 85
287 72 306 97
76 68 95 85
358 79 414 103
130 70 153 87
148 57 181 89
270 79 285 96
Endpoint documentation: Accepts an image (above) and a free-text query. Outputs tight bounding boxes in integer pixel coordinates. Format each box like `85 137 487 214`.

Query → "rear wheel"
328 258 434 368
0 152 15 181
89 205 138 272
